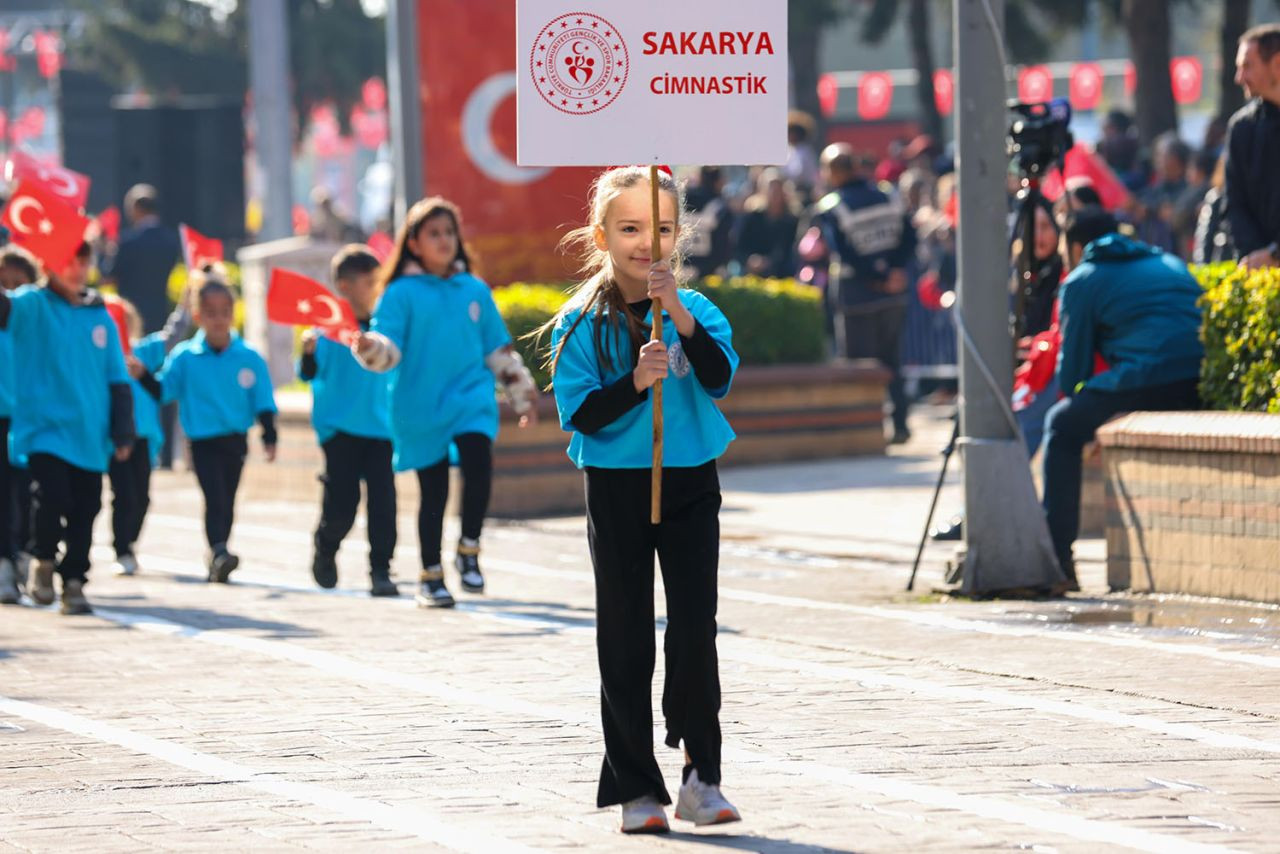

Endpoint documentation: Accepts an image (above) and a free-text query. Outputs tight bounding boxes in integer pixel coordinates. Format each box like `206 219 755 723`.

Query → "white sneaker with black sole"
675 769 741 827
620 795 669 834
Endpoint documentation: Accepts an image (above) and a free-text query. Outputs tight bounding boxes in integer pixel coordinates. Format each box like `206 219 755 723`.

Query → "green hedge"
1197 262 1280 413
493 276 825 390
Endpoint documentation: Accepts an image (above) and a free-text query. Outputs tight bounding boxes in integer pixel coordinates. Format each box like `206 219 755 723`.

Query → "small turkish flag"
179 223 224 270
1 179 91 276
103 293 133 356
367 231 394 262
97 205 121 243
4 150 91 210
267 268 357 334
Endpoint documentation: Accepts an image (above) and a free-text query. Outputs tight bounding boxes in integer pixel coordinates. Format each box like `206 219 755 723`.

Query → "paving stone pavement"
2 409 1280 852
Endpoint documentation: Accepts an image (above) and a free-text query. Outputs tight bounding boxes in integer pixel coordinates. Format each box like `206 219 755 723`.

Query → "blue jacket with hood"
1056 233 1203 396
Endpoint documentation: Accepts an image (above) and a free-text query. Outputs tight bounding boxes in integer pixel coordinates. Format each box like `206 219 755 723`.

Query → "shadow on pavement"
664 831 858 854
91 601 320 639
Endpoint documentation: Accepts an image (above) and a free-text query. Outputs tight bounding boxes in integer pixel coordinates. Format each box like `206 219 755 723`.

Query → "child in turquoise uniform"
0 241 136 615
299 245 398 597
154 271 277 582
354 197 537 608
110 292 192 577
546 166 741 834
0 245 40 605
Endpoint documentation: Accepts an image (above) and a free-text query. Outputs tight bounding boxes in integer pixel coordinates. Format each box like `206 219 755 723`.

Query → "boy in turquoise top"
154 274 277 582
299 245 398 597
0 245 40 605
0 242 135 615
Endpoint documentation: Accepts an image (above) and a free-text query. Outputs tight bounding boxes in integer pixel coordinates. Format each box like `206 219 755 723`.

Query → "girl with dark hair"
353 198 537 608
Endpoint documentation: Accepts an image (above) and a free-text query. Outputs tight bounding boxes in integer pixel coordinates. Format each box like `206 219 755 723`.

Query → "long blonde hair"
538 166 687 381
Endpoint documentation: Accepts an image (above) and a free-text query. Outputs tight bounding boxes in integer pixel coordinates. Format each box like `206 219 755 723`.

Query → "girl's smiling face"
408 212 460 277
594 185 678 298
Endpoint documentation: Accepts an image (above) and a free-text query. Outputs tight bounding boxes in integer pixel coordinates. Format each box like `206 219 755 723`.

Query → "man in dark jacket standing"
1042 209 1203 587
814 143 916 443
1225 23 1280 270
103 185 182 333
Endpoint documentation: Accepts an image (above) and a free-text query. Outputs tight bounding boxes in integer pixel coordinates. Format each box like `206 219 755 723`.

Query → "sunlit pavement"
3 407 1279 852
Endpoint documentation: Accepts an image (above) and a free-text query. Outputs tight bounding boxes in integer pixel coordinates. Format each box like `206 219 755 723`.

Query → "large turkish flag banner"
417 0 596 285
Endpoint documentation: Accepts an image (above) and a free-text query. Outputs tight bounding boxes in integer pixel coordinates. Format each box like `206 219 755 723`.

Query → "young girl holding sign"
353 198 537 609
545 166 741 834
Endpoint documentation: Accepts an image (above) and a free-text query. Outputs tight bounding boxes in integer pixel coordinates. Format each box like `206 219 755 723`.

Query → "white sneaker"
675 769 741 827
620 795 669 834
113 554 139 577
14 552 31 587
0 558 20 605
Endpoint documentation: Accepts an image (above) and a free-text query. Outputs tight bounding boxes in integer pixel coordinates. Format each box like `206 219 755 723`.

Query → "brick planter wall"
237 361 889 518
1098 412 1280 603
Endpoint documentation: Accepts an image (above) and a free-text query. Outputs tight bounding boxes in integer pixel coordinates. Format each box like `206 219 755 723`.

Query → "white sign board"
516 0 788 166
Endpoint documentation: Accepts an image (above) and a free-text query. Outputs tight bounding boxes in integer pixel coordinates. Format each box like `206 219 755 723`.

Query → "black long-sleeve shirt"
569 298 732 435
1224 97 1280 256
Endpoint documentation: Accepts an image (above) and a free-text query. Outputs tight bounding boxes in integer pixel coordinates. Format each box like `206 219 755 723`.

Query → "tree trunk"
789 22 827 145
1123 0 1178 147
908 0 944 142
1217 0 1252 123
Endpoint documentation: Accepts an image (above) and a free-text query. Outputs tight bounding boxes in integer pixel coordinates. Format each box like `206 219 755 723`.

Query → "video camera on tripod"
1007 98 1074 178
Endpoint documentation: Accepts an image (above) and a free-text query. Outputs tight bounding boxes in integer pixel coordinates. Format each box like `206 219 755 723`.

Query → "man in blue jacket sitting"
1044 207 1203 588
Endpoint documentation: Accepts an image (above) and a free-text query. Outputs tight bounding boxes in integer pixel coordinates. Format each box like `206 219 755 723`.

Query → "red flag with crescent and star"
178 223 224 271
266 268 358 341
1 179 91 275
4 150 91 210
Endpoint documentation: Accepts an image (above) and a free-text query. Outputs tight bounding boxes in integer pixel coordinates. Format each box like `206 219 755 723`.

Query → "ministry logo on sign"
531 13 628 115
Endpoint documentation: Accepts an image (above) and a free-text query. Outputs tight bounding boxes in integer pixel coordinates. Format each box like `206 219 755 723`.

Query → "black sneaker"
415 567 455 608
209 550 239 584
312 550 338 589
455 542 485 593
370 576 400 597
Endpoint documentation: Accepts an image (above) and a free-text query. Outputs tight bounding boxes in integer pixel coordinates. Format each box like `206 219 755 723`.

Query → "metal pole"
387 0 425 224
953 0 1063 593
248 0 294 242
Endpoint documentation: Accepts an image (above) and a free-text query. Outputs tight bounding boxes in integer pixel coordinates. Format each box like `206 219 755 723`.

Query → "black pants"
1042 378 1200 562
315 432 397 577
189 434 247 552
0 418 10 561
415 432 491 568
586 462 723 808
108 439 152 559
11 465 31 558
28 453 103 582
833 296 909 434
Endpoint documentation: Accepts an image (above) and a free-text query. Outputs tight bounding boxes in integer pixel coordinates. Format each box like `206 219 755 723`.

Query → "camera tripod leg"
906 419 960 592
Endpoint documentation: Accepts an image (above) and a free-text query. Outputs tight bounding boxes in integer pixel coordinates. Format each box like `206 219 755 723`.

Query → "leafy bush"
492 276 826 390
1197 262 1280 413
695 275 826 365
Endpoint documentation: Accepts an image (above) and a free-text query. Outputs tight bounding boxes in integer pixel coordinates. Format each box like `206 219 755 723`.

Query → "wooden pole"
649 165 664 524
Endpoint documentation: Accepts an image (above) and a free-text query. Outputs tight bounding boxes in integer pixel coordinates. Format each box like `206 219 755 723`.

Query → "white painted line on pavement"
75 571 1247 853
143 513 1280 672
103 547 1280 757
0 695 541 854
